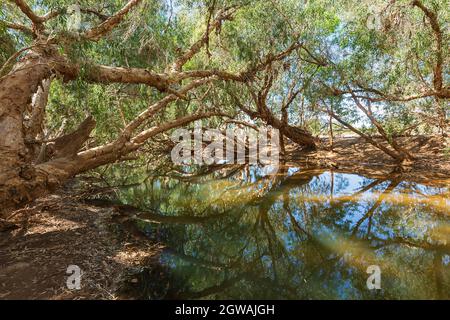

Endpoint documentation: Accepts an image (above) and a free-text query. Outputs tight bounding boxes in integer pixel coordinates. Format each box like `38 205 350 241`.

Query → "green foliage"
1 0 447 149
0 29 16 65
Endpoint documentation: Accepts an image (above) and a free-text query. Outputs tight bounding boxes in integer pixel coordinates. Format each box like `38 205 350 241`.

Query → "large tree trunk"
0 48 216 214
0 50 94 215
282 125 317 150
0 0 240 216
0 52 51 169
259 112 317 150
1 52 49 213
232 85 317 150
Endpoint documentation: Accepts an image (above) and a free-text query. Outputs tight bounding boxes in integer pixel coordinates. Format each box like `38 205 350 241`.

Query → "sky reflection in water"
118 166 449 299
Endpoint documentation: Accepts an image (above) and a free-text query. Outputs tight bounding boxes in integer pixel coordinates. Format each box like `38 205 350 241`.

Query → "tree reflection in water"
116 165 449 299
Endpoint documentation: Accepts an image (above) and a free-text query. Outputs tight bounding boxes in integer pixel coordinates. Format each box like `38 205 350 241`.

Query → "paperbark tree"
319 0 448 162
231 65 318 150
0 0 310 213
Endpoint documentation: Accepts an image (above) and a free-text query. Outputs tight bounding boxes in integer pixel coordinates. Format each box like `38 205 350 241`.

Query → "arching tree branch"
83 0 143 41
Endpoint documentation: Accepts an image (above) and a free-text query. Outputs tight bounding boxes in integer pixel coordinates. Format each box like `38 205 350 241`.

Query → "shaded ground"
0 135 448 299
0 182 163 299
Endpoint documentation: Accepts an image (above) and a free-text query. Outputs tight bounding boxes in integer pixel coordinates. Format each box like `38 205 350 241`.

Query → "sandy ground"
287 135 450 185
0 184 162 299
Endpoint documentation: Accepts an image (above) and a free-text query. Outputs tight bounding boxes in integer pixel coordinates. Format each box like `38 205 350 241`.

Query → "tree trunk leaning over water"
0 0 313 214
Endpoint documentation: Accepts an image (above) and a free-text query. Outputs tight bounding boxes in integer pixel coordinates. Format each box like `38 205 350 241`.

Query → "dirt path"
0 185 162 299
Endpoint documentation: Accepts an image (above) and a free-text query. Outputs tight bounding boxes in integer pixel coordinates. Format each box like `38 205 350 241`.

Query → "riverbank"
0 181 163 299
287 135 449 185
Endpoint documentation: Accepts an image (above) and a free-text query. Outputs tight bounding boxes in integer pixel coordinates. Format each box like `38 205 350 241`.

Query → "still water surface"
116 166 449 299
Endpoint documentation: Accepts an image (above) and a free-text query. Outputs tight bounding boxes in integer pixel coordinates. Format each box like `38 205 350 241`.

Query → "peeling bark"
0 52 52 170
0 50 97 214
24 78 51 161
0 0 316 214
52 116 96 158
26 78 51 140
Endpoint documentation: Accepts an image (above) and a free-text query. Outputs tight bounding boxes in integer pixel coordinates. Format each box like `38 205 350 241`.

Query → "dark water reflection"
117 166 449 299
